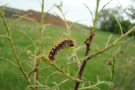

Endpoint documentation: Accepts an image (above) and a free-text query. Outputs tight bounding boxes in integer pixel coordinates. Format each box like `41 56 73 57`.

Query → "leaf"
64 47 73 53
52 82 57 85
103 81 113 86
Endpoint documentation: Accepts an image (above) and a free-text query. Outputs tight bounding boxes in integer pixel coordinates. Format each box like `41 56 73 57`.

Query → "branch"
0 57 19 68
51 79 69 89
83 3 94 23
74 28 95 90
34 0 45 89
41 56 83 82
51 62 81 82
55 2 71 37
93 0 100 29
0 7 33 89
112 12 123 35
79 81 104 90
87 26 135 59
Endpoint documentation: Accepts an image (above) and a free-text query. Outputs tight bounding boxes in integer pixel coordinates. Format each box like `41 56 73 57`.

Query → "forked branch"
87 26 135 60
0 6 33 89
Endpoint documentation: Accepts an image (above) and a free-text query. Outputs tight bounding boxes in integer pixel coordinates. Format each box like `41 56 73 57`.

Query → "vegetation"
97 8 134 36
0 18 135 90
0 0 135 90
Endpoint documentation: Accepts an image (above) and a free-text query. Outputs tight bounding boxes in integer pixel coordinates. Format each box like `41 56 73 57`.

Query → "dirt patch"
19 10 73 28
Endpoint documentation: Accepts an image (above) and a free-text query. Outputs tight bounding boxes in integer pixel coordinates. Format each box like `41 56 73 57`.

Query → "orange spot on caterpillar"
48 39 74 61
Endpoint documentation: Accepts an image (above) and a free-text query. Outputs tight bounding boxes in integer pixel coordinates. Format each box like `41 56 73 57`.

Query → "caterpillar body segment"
48 39 74 61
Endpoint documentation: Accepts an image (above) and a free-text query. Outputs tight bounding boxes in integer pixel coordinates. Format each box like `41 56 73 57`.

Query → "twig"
98 0 113 15
87 26 135 60
55 2 71 37
52 79 69 89
93 0 100 29
28 68 37 77
73 47 81 67
0 35 8 38
75 0 100 89
105 34 113 47
116 62 135 69
51 62 81 82
46 71 61 86
17 30 37 48
112 12 123 35
0 7 33 89
11 14 39 28
0 57 19 68
75 28 95 90
34 0 45 89
79 81 104 90
18 40 39 56
110 55 116 90
83 3 94 23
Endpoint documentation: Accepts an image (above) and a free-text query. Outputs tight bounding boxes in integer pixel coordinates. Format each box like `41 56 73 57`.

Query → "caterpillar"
48 39 74 61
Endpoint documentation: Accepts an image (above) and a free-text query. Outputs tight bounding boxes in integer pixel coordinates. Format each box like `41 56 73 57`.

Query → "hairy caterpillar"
48 39 74 61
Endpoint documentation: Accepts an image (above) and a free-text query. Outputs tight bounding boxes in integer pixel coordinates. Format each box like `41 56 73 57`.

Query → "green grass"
0 18 135 90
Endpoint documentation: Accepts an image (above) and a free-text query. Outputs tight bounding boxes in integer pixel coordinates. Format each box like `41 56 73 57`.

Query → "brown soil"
19 10 73 27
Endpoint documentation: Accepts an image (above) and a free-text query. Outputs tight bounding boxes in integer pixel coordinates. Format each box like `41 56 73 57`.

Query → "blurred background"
0 0 134 25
